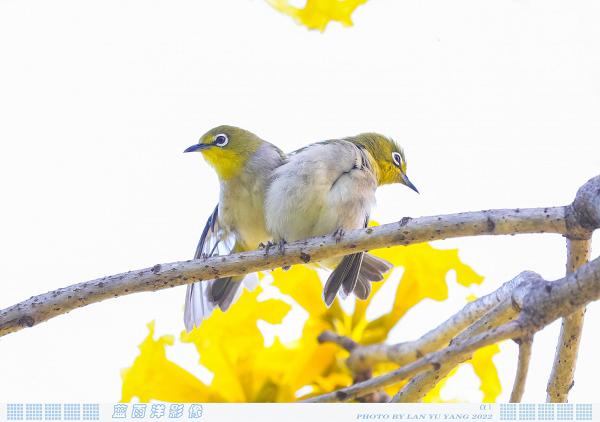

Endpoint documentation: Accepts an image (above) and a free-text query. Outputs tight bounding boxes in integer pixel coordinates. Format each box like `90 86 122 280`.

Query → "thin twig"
318 330 358 352
510 336 533 403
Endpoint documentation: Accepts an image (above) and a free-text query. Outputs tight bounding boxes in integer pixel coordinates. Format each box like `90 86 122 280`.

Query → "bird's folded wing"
193 205 235 259
184 205 251 332
267 140 376 242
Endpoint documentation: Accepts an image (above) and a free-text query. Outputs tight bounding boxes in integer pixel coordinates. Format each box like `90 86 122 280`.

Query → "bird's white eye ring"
391 151 403 167
214 133 229 147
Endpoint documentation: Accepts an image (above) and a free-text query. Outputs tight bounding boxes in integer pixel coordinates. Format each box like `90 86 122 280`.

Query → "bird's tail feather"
323 252 363 305
361 253 393 276
323 253 393 306
184 274 256 332
184 282 214 332
210 276 247 311
353 275 371 300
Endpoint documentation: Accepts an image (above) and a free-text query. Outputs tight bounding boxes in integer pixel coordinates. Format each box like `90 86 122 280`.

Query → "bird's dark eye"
391 152 403 168
214 134 229 147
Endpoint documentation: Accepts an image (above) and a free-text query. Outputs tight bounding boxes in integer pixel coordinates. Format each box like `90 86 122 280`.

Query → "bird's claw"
277 239 287 254
333 228 345 243
263 240 287 255
273 240 290 270
263 240 276 254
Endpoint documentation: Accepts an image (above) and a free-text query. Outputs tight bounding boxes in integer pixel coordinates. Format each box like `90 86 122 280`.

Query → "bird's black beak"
401 173 419 194
183 143 209 153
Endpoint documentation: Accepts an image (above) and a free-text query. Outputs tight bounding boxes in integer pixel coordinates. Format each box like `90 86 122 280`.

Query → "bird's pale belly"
235 218 270 250
219 194 270 251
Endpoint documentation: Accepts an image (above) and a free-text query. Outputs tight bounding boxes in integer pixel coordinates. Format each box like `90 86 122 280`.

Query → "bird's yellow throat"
201 147 252 181
350 134 406 186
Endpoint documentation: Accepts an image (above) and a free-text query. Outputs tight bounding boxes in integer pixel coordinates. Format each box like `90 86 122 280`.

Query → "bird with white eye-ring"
265 132 419 306
213 133 229 147
182 125 286 331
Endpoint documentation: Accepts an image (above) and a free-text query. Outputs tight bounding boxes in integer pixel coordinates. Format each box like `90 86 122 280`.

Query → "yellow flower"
267 0 368 31
122 240 499 403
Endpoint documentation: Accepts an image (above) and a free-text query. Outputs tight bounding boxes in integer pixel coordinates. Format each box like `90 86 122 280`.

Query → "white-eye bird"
183 125 285 331
265 133 418 306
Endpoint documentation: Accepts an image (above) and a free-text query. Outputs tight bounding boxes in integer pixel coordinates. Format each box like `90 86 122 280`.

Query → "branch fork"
1 176 599 403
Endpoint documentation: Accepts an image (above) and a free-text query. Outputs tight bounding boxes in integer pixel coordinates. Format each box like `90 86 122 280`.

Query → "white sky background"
1 0 600 403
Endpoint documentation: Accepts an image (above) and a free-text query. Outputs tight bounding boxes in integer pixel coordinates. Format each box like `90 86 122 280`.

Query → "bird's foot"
262 240 276 254
276 240 290 270
333 228 345 243
277 239 287 254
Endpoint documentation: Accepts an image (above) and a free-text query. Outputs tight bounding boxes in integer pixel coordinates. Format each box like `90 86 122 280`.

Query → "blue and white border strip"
1 403 596 421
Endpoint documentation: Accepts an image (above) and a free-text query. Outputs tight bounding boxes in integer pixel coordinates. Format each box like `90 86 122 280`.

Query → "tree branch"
546 238 591 402
0 171 598 405
346 274 527 372
0 203 582 338
318 330 358 352
305 321 524 403
305 252 600 402
510 336 533 403
391 297 518 402
330 175 600 401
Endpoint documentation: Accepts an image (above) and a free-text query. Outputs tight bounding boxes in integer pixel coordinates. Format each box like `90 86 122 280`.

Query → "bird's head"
184 125 264 180
350 133 418 192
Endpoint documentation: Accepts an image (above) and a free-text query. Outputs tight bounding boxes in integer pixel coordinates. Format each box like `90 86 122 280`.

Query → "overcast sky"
1 0 599 403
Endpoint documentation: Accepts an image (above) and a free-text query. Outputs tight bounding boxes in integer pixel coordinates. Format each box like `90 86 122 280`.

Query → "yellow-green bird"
265 133 418 305
183 125 285 331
